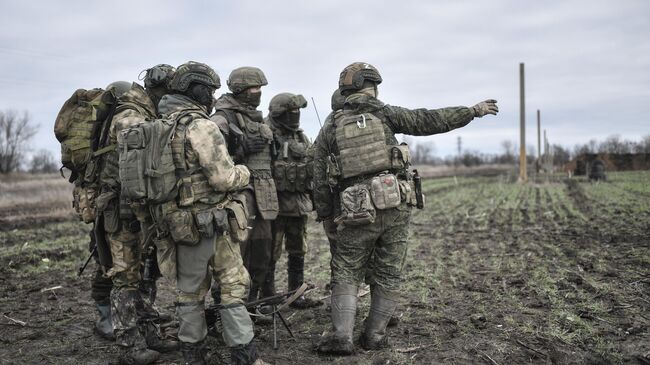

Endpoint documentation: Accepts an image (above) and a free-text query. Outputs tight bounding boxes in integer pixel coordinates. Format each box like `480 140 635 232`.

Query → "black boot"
317 284 357 355
230 340 269 365
359 287 398 350
287 254 322 309
94 300 115 340
180 339 209 365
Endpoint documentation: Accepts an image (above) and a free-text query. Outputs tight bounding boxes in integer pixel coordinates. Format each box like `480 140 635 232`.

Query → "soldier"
267 92 321 308
211 67 278 302
99 69 179 364
314 62 498 355
155 61 267 365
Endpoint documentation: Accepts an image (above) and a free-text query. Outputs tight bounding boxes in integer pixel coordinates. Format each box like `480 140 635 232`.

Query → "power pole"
519 62 527 182
536 109 541 173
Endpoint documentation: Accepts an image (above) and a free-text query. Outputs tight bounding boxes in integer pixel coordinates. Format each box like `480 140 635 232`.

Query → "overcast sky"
1 0 648 159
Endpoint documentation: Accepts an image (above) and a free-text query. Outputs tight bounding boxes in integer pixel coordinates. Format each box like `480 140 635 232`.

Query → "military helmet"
338 62 382 93
168 61 220 92
105 81 132 98
331 88 345 111
142 64 176 89
227 66 268 94
269 93 307 117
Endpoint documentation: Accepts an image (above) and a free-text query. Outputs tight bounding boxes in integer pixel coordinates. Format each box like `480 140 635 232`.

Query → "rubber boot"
359 287 398 350
180 339 209 365
143 321 179 353
94 301 115 340
118 328 160 365
287 254 322 309
317 283 357 355
231 340 270 365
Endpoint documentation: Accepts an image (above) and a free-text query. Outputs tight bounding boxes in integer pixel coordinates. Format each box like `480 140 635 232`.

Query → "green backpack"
117 111 194 204
54 88 118 182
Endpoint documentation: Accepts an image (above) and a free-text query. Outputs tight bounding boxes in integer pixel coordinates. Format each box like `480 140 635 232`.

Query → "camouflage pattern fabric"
271 215 308 262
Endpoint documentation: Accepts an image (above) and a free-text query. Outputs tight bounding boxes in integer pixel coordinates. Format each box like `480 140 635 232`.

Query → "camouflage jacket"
313 92 475 219
268 116 313 216
158 94 250 193
99 83 156 189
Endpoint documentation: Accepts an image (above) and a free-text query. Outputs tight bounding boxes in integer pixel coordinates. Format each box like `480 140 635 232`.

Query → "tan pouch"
73 185 98 223
399 179 418 206
225 196 249 243
369 174 401 210
334 184 376 227
165 210 200 246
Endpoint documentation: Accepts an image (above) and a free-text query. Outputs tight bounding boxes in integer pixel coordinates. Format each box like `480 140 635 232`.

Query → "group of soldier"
70 60 498 365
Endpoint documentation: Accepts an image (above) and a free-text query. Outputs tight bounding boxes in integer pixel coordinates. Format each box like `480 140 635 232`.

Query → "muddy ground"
0 172 648 364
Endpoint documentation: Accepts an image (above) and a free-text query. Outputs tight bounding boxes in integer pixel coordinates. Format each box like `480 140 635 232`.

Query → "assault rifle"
77 230 97 276
205 283 314 350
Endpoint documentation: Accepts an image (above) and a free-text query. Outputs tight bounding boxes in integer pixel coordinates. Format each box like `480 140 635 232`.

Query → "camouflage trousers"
240 190 273 300
331 204 411 292
163 232 253 346
271 215 308 262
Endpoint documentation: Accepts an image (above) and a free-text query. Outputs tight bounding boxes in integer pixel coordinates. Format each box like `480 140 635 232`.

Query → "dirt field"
1 172 648 364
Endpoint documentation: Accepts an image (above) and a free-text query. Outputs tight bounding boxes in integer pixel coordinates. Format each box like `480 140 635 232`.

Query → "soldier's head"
105 81 132 99
227 66 267 108
269 93 307 131
338 62 382 98
331 88 345 111
140 64 176 107
169 61 220 112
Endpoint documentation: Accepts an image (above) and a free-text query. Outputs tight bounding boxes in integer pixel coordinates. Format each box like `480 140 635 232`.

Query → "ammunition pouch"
398 179 418 207
273 160 310 193
224 193 249 243
72 184 98 224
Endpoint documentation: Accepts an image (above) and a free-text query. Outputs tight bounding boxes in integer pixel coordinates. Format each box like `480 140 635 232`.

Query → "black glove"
243 135 267 154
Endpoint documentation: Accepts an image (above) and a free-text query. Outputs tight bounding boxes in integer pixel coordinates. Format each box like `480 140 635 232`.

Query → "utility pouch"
335 184 376 227
253 177 279 220
390 144 411 170
225 195 249 243
102 198 120 233
165 210 200 246
195 209 215 238
399 179 417 206
285 163 297 192
212 209 230 235
369 174 401 210
295 162 308 192
73 185 98 223
273 160 288 192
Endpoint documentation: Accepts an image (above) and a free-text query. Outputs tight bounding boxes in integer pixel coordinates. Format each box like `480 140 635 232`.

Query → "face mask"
188 84 215 112
278 110 300 130
235 89 262 108
359 85 378 98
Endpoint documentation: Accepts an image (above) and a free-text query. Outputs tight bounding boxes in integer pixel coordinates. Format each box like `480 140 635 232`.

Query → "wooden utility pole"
519 62 527 182
536 109 541 173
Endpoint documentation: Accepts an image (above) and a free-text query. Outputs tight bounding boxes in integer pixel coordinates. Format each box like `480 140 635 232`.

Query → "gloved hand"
471 99 499 117
243 135 267 154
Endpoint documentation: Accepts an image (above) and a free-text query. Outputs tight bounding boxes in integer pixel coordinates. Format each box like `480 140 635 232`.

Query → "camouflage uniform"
99 73 177 364
267 93 321 308
210 67 278 302
155 62 266 365
315 62 498 354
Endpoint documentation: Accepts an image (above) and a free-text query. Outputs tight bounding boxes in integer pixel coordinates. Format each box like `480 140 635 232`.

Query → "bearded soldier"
154 61 267 365
266 93 321 308
314 62 499 355
211 67 278 302
98 66 179 364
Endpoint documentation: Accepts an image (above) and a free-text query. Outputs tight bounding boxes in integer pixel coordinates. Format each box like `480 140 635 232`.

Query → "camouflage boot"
287 254 322 309
317 283 357 355
359 287 398 350
113 289 160 365
94 300 115 340
118 328 160 365
143 321 179 353
180 339 209 365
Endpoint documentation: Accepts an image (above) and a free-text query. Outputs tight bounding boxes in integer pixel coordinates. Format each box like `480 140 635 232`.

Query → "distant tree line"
0 109 57 174
403 134 650 168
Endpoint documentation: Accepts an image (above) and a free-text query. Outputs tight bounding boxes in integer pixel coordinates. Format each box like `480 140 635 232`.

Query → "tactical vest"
273 130 311 193
334 111 411 181
215 109 273 171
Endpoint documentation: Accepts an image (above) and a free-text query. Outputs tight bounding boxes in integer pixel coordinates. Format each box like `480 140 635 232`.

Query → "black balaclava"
186 83 215 113
276 110 300 131
234 88 262 108
146 86 167 111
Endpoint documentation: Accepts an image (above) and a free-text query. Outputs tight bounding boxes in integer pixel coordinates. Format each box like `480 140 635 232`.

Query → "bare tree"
412 141 436 165
0 110 38 173
29 149 58 173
